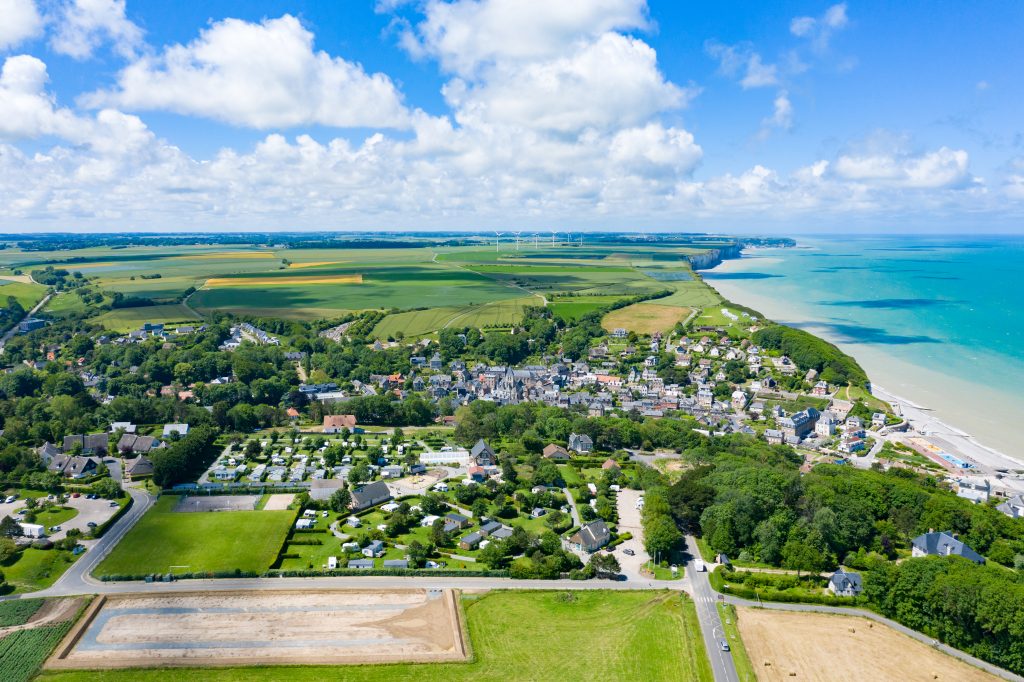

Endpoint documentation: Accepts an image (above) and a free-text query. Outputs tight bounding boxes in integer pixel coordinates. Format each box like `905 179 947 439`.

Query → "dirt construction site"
736 607 997 682
46 589 465 669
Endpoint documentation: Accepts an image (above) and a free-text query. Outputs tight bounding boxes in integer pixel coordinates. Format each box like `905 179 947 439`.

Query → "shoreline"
701 249 1024 474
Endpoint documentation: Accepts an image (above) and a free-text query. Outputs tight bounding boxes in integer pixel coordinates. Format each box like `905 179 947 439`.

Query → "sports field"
39 590 711 682
93 496 295 577
602 302 692 334
735 607 996 682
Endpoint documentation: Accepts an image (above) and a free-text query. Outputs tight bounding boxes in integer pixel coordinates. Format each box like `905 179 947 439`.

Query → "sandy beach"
702 253 1024 474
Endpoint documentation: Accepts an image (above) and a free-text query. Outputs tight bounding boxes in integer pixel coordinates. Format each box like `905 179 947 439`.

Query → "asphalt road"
0 292 52 353
684 535 740 682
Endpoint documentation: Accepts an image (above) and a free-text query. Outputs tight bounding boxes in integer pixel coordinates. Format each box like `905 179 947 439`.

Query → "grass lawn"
717 603 756 682
557 464 582 485
38 590 712 682
31 506 78 529
2 548 79 593
94 496 296 576
92 304 201 332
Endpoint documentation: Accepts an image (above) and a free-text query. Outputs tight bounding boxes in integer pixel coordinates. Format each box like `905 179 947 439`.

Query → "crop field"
735 607 996 682
46 590 464 670
0 598 85 682
373 295 538 337
39 590 711 682
602 302 692 334
93 496 295 577
548 295 625 320
91 304 201 332
0 598 44 626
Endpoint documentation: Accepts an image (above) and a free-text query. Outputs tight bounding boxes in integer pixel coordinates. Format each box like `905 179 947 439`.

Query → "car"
109 501 118 507
16 509 27 515
71 493 80 498
49 525 61 532
321 511 329 517
87 521 97 528
623 548 635 556
4 495 16 503
719 639 730 652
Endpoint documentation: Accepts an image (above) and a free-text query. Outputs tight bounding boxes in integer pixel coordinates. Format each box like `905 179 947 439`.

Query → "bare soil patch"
736 607 996 682
172 495 259 512
47 589 464 670
262 493 295 511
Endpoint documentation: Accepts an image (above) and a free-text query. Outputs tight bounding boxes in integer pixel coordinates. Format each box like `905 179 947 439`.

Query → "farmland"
0 597 86 682
91 304 202 332
93 496 296 577
602 302 693 334
734 607 997 682
38 590 711 682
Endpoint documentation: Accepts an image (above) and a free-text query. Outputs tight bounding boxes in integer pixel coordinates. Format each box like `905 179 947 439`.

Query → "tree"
781 539 827 576
328 486 352 513
0 537 17 563
544 508 568 530
0 515 21 538
430 517 450 547
588 552 621 578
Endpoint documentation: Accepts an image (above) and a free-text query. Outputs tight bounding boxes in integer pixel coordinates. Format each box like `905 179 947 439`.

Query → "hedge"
100 568 510 581
710 567 865 606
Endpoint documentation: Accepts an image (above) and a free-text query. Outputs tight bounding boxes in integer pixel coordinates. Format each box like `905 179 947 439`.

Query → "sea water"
702 235 1024 459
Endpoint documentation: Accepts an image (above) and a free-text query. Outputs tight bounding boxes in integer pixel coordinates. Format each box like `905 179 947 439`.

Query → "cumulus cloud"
705 41 778 89
444 33 693 133
83 14 413 129
760 90 793 135
0 55 83 140
790 3 848 52
50 0 144 59
0 0 43 50
403 0 649 76
833 147 971 189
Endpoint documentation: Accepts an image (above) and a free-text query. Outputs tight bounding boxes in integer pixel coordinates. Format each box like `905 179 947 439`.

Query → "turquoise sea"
702 235 1024 459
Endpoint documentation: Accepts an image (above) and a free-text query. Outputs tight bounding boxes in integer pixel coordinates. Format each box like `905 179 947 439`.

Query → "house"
569 520 611 553
162 423 189 439
467 465 486 482
470 439 496 465
490 527 514 540
124 455 153 480
348 559 374 569
117 434 159 455
815 411 838 437
383 559 409 569
444 512 471 530
381 465 404 479
48 454 102 479
601 458 620 471
362 540 386 557
286 407 300 420
543 444 570 460
872 412 887 427
36 442 61 466
568 433 593 454
764 429 783 445
530 507 547 519
479 520 502 536
323 414 358 434
827 568 863 597
350 481 392 511
911 530 985 564
778 408 820 440
997 495 1024 519
18 318 46 334
309 478 346 502
110 422 136 434
62 433 109 455
459 532 483 550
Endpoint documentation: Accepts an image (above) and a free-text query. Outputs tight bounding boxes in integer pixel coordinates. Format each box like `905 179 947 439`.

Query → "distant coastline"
699 243 1024 472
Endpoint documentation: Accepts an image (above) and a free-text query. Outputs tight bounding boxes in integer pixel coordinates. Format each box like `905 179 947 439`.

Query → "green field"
0 622 76 682
0 280 47 309
372 295 538 337
92 304 201 332
0 598 44 626
548 295 625 320
94 496 296 576
38 590 712 682
2 548 79 593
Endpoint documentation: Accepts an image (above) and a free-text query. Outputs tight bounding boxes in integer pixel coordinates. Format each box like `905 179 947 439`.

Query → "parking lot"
0 493 121 541
613 488 649 580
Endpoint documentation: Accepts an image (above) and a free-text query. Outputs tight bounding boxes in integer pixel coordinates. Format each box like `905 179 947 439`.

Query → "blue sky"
0 0 1022 232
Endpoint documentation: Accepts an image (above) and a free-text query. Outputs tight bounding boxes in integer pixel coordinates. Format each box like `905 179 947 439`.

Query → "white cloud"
762 90 793 132
50 0 144 59
0 0 43 50
833 147 970 189
404 0 649 76
705 41 778 89
84 14 413 129
790 3 848 51
444 33 692 133
0 55 83 140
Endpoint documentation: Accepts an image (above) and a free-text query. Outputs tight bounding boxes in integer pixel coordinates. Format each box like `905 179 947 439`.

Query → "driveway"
613 488 649 580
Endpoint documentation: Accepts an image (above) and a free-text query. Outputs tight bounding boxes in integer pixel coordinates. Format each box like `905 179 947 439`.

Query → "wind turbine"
514 231 523 251
550 229 557 247
494 231 504 252
532 233 540 248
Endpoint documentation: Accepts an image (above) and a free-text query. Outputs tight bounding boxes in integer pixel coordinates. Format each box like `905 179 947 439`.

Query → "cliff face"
686 243 742 270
